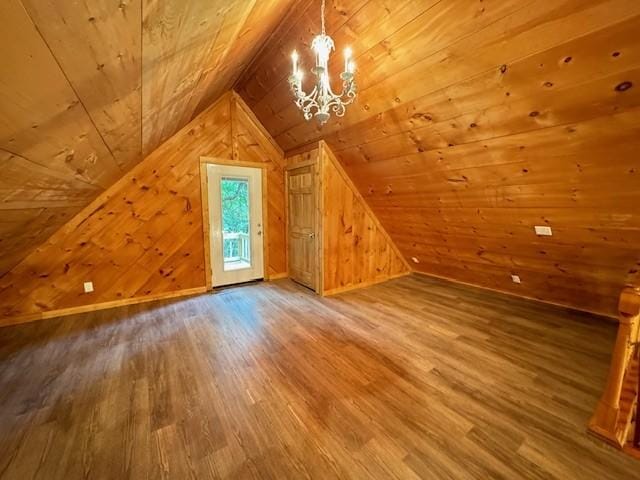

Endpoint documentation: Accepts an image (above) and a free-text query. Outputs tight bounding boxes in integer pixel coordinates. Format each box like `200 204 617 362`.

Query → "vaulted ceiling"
237 0 640 313
2 0 639 314
0 0 295 276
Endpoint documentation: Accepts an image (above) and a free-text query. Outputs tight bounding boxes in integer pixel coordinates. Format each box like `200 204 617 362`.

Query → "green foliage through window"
221 178 249 234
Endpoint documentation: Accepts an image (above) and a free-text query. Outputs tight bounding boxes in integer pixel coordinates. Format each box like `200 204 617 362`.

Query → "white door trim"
199 158 269 290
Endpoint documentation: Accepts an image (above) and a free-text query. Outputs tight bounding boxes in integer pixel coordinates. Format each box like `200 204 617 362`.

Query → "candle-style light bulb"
291 50 299 74
348 60 355 74
344 47 352 72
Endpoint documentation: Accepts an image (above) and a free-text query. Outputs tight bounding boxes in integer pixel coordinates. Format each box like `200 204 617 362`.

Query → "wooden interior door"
287 164 318 291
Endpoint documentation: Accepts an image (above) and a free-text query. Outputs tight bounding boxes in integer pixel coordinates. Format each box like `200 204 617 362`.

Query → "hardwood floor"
0 275 638 479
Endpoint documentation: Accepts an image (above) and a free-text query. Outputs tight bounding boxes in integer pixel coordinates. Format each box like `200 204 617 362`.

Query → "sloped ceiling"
0 0 295 277
237 0 640 314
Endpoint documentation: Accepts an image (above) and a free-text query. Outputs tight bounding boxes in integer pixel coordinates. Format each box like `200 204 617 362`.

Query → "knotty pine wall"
288 143 409 295
321 143 409 294
239 0 640 317
0 92 286 325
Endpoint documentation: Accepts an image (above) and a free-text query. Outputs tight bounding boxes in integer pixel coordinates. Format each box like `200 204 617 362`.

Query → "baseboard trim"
3 271 614 326
322 271 410 296
411 270 617 321
0 286 208 328
622 444 640 460
267 272 288 280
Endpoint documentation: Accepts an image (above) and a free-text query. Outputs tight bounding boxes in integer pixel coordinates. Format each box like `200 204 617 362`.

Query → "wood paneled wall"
287 143 409 295
0 92 286 325
320 142 409 294
0 0 294 279
238 0 640 317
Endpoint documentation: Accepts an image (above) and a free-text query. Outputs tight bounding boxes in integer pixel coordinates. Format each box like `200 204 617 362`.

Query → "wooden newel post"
588 287 640 447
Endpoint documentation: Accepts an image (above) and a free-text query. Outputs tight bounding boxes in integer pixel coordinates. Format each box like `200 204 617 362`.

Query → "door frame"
199 157 269 291
285 151 324 294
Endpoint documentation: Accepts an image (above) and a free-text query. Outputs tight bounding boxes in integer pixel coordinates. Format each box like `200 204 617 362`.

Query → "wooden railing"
589 286 640 451
222 232 250 262
635 369 640 450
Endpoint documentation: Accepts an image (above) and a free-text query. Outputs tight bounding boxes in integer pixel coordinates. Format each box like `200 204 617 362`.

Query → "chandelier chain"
321 0 326 35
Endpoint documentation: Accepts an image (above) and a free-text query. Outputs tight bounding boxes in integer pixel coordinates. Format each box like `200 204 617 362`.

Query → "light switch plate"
534 225 553 236
511 274 521 284
83 281 94 293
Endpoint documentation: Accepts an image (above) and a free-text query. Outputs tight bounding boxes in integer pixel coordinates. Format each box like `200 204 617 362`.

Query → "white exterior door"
207 164 264 287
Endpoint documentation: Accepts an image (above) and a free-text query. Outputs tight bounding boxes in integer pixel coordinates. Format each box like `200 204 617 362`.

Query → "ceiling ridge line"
185 1 258 123
234 0 312 95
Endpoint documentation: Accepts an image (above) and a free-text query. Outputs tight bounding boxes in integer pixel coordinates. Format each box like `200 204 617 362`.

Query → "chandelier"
288 0 357 125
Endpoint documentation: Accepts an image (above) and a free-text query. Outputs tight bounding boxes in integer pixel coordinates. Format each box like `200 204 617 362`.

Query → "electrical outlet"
534 225 553 236
411 257 420 264
83 281 94 293
511 274 521 284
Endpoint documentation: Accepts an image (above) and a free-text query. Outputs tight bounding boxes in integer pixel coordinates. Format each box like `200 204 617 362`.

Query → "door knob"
308 232 315 238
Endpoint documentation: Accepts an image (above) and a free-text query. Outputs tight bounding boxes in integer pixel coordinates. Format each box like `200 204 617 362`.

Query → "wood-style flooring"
0 275 638 479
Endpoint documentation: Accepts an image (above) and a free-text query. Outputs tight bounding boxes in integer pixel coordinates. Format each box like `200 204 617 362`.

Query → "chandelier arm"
293 80 356 122
330 79 356 103
295 84 318 101
324 88 355 117
294 85 322 121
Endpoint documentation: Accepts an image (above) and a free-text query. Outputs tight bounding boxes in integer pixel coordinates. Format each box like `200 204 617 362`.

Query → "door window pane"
220 177 251 271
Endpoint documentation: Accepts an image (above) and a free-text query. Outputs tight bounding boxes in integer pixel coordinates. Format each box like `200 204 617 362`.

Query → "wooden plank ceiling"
236 0 640 315
0 0 295 277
